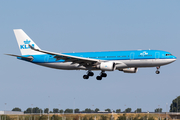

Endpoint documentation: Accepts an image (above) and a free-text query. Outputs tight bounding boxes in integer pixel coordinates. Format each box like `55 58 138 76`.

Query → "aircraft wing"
29 44 102 66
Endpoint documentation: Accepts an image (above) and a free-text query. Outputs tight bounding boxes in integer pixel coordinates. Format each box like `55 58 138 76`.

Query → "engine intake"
97 62 116 71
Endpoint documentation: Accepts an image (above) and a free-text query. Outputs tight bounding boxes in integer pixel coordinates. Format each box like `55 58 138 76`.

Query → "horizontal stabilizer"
5 54 33 61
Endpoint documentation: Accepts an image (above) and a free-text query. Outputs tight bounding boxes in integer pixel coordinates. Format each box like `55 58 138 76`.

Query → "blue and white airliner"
7 29 177 80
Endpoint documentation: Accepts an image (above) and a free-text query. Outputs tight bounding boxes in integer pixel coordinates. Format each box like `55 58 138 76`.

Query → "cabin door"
130 52 135 60
44 55 49 62
155 52 160 59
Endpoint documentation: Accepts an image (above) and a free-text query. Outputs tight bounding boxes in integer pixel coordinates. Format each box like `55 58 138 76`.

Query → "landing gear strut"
96 71 107 80
83 71 94 79
156 66 160 74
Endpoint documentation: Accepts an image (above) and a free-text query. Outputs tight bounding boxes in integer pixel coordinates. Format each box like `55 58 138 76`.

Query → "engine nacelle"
122 68 138 73
98 62 116 71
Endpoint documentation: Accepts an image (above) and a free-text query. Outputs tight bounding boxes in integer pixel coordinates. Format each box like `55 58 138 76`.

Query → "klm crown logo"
20 39 34 49
24 40 31 44
140 51 148 56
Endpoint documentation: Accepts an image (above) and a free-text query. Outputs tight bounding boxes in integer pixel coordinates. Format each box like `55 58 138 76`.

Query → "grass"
0 113 173 120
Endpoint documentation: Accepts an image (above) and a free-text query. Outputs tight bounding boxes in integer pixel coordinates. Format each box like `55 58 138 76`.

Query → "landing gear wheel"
155 66 160 74
101 73 107 77
88 72 94 76
83 75 89 79
96 76 102 80
156 71 160 74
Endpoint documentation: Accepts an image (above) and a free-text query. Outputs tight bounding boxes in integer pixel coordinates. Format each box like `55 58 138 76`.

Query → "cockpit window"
166 54 172 56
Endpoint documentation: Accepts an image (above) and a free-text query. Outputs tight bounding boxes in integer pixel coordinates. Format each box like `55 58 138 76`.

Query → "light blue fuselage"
18 50 177 70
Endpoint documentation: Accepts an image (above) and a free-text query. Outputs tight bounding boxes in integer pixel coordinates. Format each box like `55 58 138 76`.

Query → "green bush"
39 115 48 120
117 114 126 120
89 117 94 120
51 115 62 120
83 116 88 120
148 117 154 120
73 116 79 120
100 115 108 120
139 116 147 120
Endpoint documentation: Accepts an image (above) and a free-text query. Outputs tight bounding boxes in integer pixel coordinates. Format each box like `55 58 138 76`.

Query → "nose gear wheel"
155 66 160 74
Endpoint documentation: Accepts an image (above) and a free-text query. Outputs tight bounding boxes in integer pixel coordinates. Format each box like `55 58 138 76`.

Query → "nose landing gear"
83 71 94 79
155 66 160 74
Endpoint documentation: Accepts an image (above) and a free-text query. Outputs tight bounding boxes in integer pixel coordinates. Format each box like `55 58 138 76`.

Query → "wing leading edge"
28 44 102 66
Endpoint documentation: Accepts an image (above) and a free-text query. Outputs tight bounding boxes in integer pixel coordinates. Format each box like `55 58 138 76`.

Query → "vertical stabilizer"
14 29 42 55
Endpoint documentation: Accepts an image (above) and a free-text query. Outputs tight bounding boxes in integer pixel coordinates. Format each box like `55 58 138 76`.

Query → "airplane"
6 29 177 80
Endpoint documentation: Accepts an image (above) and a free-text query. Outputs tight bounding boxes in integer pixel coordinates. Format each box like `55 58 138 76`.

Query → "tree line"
12 107 163 113
12 95 180 113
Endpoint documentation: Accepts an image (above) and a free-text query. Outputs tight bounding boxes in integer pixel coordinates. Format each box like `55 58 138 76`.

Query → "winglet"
28 44 40 51
28 44 34 49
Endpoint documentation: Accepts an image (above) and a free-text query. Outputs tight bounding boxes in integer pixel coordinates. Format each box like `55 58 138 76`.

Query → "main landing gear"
83 71 94 79
96 71 107 80
83 71 107 80
155 66 160 74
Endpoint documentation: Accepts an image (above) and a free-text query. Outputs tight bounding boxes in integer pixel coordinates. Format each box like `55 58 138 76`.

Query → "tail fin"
14 29 42 55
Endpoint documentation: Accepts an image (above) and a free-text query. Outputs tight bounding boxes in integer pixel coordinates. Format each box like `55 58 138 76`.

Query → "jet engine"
97 62 116 71
121 68 138 73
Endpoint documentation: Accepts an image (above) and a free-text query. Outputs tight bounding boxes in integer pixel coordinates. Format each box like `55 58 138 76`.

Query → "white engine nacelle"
122 68 138 73
98 62 116 71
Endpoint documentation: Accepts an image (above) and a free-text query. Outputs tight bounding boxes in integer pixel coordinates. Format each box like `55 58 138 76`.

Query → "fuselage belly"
34 58 176 70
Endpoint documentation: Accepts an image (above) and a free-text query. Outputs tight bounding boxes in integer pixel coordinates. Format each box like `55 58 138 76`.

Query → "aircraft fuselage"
18 50 176 70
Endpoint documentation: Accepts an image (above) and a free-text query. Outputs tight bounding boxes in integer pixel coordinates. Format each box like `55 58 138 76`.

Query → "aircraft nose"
171 57 177 62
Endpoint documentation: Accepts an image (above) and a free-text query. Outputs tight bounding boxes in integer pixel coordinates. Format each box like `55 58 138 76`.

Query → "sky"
0 0 180 112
